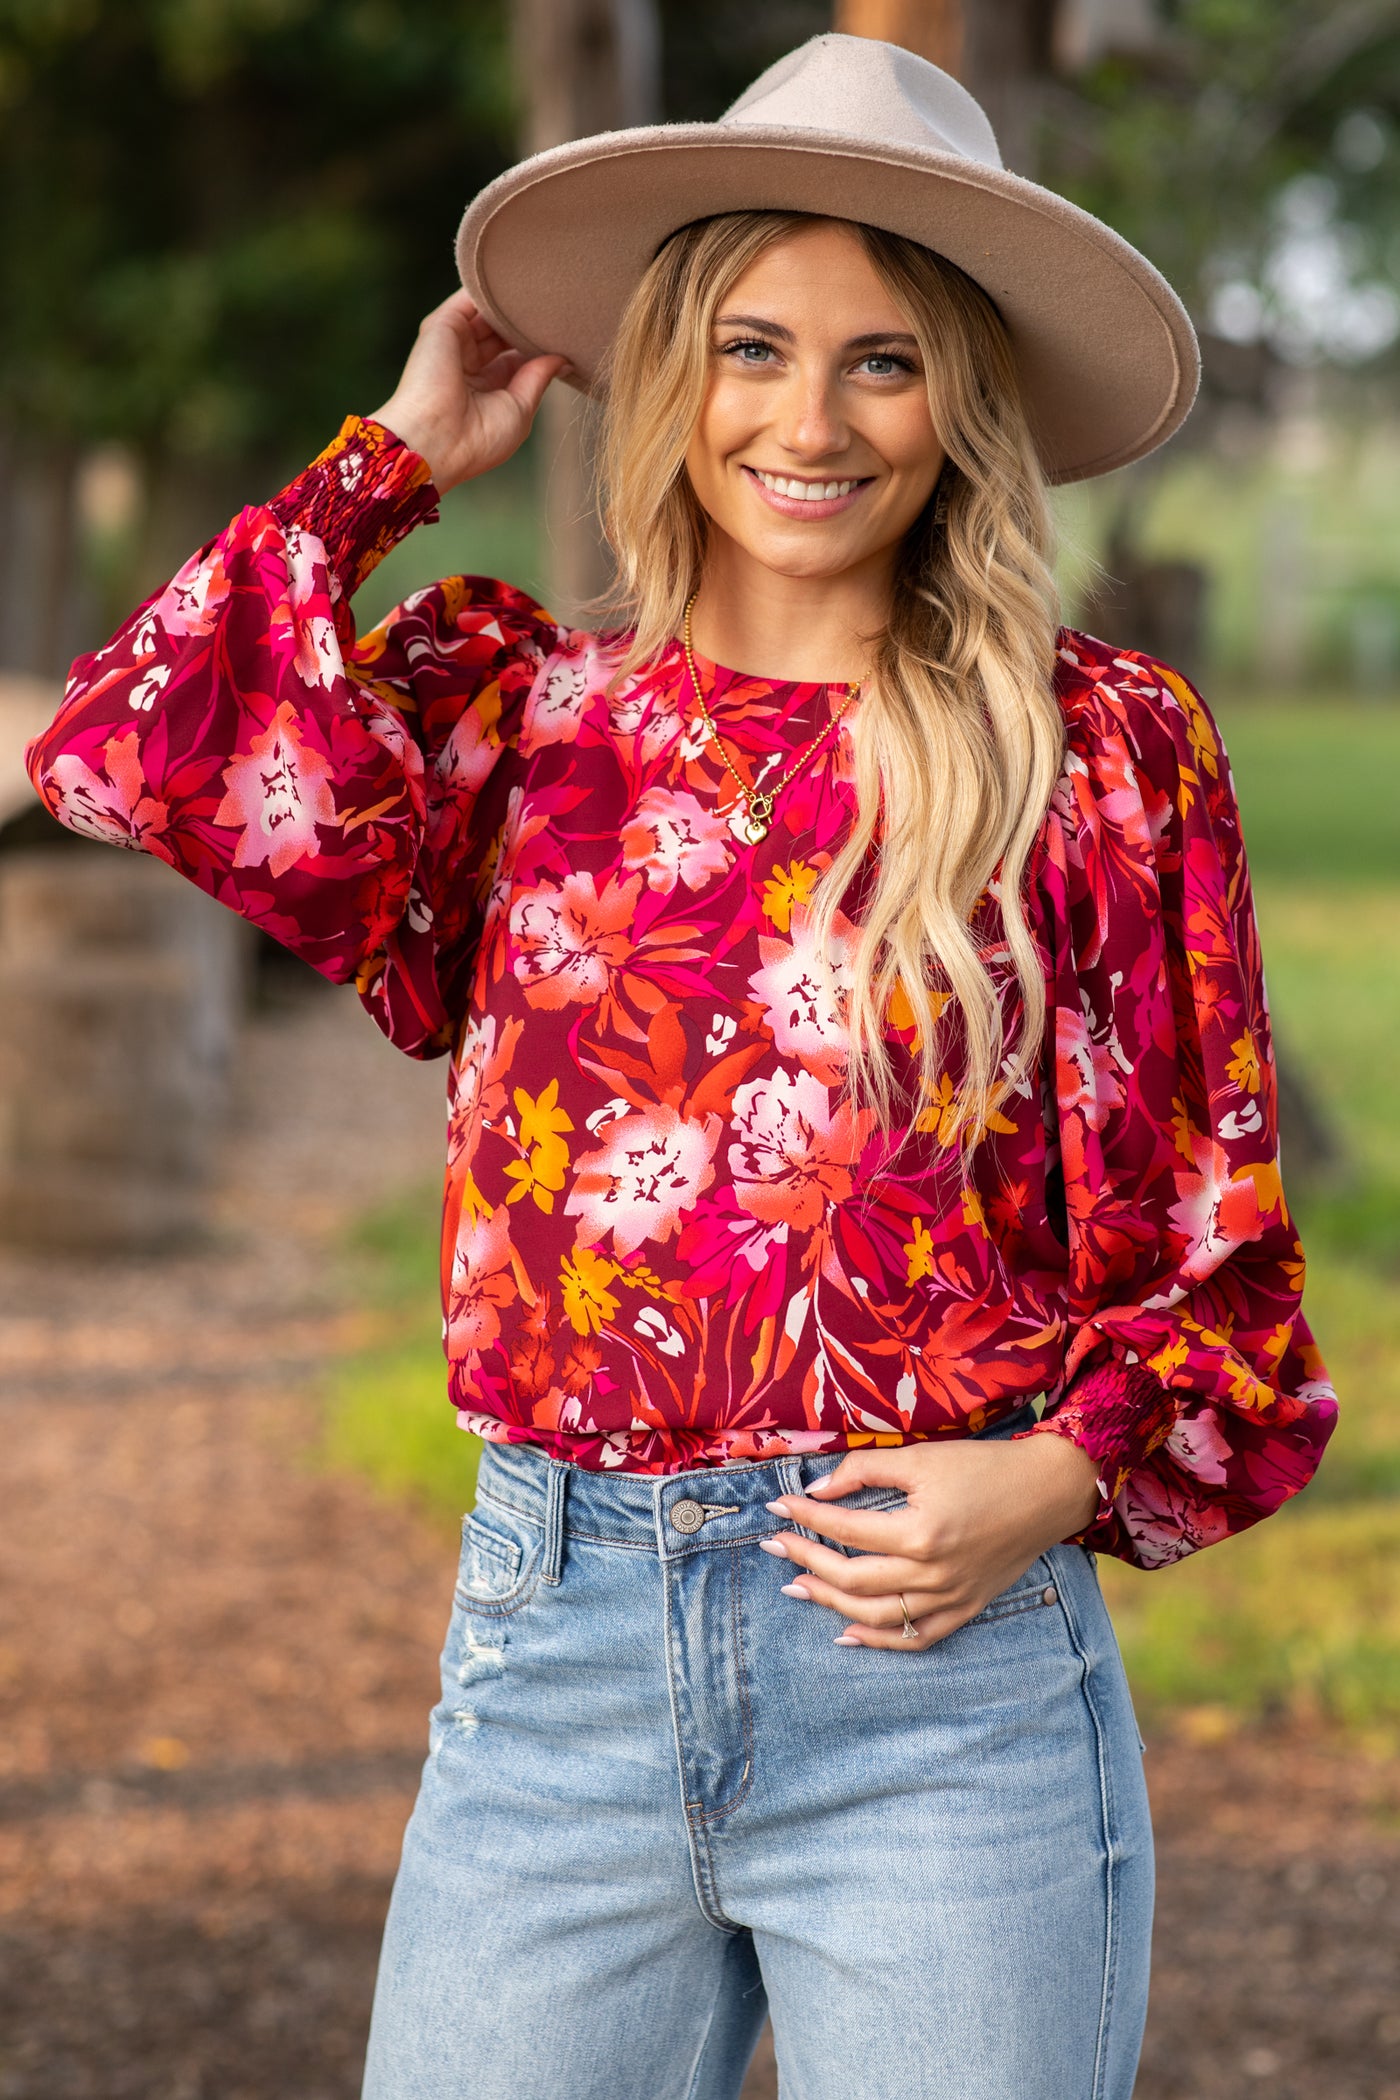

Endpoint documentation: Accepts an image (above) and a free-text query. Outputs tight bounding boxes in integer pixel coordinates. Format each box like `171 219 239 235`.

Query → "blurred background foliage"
5 0 1400 1744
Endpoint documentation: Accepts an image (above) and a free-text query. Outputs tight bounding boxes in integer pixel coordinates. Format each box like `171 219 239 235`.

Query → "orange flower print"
727 1072 865 1231
620 787 732 895
510 871 641 1009
213 701 337 877
27 417 1334 1564
566 1105 721 1257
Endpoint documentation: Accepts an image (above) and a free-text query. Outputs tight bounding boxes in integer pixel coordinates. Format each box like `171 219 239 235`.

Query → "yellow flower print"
560 1246 621 1335
1148 1335 1190 1379
459 1169 493 1225
761 859 818 933
1226 1034 1261 1094
1160 665 1219 780
904 1216 936 1286
614 1260 671 1299
504 1079 574 1213
915 1073 958 1143
1169 1094 1196 1164
962 1188 986 1231
915 1073 1013 1146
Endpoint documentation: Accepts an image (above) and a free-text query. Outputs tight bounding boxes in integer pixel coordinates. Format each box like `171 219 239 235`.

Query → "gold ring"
898 1593 918 1640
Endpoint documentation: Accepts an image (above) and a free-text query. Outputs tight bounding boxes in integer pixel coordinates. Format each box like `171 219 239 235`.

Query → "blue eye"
720 338 776 363
857 353 916 377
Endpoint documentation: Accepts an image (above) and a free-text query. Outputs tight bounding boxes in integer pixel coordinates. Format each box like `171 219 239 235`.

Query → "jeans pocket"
970 1556 1059 1624
453 1498 542 1615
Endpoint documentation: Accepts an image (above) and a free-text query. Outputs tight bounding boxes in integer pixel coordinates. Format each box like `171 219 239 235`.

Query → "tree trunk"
834 0 963 72
512 0 662 620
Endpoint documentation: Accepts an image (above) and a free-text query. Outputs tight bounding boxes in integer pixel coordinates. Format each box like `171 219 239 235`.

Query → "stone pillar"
0 848 248 1251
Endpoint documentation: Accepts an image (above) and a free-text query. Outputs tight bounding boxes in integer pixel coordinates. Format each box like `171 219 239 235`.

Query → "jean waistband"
473 1404 1039 1560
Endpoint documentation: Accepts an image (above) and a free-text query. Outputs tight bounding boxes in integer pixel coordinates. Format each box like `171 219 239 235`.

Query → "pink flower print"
291 615 340 691
608 673 680 764
152 545 231 638
1119 1466 1232 1568
213 701 338 878
47 729 168 852
1165 1407 1233 1485
1167 1134 1267 1283
521 632 613 750
446 1204 516 1354
620 788 732 896
510 871 641 1009
447 1012 519 1167
747 908 851 1086
728 1071 864 1231
565 1105 721 1256
436 700 499 798
1055 1006 1124 1134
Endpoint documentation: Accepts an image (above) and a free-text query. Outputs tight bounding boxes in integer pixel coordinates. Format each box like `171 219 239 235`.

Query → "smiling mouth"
748 467 871 502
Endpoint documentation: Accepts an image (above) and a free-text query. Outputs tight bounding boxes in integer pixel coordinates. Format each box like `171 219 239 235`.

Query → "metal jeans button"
670 1498 705 1535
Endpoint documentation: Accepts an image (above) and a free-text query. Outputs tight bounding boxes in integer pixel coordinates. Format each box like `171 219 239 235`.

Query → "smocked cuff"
1016 1356 1178 1544
269 414 439 602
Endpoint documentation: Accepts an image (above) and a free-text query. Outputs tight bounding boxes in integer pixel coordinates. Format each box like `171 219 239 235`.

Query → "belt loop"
778 1454 805 1500
541 1460 568 1586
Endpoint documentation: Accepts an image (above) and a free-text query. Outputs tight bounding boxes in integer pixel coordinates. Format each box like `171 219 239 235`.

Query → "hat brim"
457 124 1199 486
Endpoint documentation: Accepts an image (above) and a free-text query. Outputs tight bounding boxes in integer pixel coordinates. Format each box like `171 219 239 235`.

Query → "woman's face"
683 220 945 588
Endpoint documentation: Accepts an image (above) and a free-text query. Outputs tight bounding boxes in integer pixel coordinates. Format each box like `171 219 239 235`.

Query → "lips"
742 465 873 521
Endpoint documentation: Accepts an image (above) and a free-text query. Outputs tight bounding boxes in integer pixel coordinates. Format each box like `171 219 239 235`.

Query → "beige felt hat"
457 33 1199 485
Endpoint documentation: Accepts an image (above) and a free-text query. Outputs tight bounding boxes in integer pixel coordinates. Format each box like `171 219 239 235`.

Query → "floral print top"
27 416 1337 1567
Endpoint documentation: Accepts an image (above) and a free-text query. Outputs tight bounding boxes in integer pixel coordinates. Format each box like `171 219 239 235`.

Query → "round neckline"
674 634 858 699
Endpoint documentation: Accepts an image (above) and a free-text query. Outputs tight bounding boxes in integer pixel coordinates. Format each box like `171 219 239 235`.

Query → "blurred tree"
0 0 518 670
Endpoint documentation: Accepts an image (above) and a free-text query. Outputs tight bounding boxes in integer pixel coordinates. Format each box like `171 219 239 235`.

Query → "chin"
741 533 868 581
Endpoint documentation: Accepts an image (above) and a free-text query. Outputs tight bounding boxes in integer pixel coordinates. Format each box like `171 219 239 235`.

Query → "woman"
29 34 1334 2100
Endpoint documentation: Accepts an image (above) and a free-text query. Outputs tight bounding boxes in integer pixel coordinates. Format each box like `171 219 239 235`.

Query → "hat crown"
721 33 1003 172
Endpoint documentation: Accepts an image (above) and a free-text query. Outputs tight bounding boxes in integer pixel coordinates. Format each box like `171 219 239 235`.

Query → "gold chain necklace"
681 593 858 845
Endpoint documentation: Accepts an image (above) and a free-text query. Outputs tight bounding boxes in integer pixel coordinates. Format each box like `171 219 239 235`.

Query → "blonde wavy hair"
598 211 1064 1148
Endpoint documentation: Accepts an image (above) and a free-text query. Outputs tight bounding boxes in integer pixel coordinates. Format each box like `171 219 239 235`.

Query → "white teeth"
754 469 858 502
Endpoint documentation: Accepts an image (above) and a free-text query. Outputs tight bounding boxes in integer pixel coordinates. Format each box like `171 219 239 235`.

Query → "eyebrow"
714 312 920 351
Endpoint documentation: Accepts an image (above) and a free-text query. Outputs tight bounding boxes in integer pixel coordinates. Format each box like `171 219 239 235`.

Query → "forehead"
718 222 913 333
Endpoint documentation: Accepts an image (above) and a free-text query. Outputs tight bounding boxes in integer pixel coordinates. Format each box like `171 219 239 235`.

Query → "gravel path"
1 974 1396 2099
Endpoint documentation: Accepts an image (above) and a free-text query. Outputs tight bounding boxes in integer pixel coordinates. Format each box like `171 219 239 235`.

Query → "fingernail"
833 1634 862 1646
780 1581 811 1599
758 1537 789 1558
764 1499 788 1515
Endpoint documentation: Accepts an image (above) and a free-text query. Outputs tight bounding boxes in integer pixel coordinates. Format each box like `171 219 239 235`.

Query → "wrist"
367 400 450 491
1015 1429 1102 1537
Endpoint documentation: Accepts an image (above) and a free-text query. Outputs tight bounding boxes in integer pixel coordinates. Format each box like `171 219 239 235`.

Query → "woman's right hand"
369 289 568 495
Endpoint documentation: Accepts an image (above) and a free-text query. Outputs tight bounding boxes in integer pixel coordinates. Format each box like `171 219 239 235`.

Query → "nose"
773 361 850 465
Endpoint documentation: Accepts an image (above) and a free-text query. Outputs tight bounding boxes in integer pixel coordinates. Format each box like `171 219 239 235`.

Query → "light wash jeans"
362 1411 1153 2100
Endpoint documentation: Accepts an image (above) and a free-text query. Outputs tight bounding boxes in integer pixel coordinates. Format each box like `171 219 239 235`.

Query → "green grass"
319 687 1400 1733
321 1194 479 1529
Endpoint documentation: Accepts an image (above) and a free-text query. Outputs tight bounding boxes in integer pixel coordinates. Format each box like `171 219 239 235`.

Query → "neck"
688 537 894 684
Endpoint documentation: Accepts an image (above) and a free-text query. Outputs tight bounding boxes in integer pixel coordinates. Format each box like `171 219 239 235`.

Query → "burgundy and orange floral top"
27 416 1336 1567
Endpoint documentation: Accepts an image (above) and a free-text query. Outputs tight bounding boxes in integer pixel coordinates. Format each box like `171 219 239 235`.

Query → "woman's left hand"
760 1431 1103 1650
